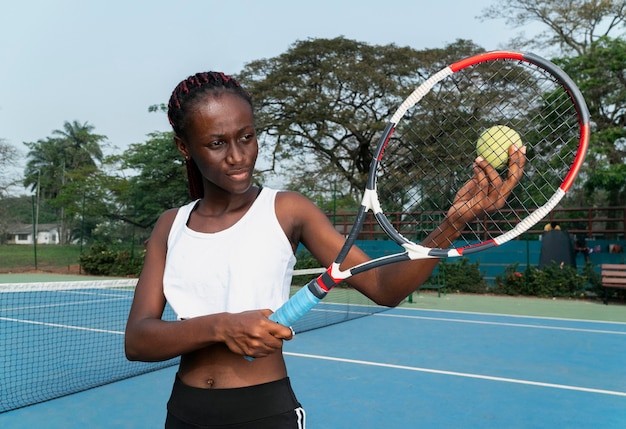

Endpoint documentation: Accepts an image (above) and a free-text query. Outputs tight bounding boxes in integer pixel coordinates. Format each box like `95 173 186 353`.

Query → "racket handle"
270 280 324 327
245 280 326 361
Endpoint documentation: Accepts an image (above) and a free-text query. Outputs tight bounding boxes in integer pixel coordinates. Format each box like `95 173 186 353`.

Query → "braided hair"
167 72 253 199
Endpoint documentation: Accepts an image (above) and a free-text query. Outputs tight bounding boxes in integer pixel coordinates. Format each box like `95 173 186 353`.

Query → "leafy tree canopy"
481 0 626 55
115 131 189 228
238 37 484 202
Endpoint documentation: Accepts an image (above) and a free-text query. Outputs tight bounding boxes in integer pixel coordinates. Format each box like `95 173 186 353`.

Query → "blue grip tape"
269 284 321 327
245 280 325 361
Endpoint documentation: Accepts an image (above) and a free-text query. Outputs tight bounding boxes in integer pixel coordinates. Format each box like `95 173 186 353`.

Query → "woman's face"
176 91 258 196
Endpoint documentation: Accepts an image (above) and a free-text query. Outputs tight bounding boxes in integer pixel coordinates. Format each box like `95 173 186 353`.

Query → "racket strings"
375 58 583 248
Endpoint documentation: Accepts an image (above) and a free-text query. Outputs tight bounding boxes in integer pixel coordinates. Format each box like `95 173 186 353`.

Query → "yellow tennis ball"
476 125 522 170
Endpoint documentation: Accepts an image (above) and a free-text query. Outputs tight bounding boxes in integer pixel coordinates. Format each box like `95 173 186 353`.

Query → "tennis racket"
271 50 590 328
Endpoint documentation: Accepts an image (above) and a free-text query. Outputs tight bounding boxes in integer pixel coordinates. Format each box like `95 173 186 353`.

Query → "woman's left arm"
277 145 525 307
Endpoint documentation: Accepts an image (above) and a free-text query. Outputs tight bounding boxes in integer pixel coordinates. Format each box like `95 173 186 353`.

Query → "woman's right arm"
124 210 291 362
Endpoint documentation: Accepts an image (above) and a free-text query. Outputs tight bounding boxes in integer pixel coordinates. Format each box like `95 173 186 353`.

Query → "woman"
125 71 525 428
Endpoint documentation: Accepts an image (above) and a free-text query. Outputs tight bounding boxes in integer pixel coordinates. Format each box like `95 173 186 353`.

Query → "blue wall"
352 239 626 283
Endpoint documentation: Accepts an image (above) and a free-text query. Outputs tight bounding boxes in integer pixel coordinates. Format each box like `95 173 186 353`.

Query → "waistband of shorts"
167 374 300 426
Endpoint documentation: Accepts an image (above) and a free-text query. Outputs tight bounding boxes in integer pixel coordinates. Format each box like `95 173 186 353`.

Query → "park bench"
600 263 626 305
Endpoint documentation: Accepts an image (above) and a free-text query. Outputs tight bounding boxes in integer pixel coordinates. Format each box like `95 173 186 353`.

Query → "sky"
0 0 541 181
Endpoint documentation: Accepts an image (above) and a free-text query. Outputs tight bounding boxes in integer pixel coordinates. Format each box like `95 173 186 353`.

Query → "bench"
600 264 626 305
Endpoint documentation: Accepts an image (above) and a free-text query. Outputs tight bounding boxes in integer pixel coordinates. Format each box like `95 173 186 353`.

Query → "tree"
24 121 105 195
0 139 20 242
23 121 106 243
51 120 105 169
0 139 19 196
556 36 626 206
23 137 65 200
483 1 626 207
481 0 626 55
115 131 190 229
237 37 484 202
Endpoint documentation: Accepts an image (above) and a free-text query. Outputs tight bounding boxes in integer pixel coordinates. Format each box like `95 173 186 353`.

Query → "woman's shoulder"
274 189 328 226
142 208 180 251
157 200 198 224
157 207 180 224
274 189 315 208
152 204 192 238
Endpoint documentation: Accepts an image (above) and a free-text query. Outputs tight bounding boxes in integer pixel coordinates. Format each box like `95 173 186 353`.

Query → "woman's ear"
174 136 190 160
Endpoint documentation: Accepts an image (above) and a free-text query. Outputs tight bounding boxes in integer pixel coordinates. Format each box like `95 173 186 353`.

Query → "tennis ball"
476 125 522 170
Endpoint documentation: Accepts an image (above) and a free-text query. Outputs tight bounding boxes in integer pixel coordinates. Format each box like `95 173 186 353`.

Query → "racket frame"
268 50 590 329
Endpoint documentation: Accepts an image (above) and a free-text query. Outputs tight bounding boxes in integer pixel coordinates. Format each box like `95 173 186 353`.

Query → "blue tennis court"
287 307 626 428
2 292 625 428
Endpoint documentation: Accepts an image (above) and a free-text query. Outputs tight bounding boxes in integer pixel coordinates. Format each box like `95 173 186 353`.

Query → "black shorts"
165 375 306 428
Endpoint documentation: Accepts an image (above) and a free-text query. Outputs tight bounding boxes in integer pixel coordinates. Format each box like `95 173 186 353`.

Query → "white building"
7 224 62 245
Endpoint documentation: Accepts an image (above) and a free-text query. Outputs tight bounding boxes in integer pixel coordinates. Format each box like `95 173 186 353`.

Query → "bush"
492 263 525 296
79 243 144 277
291 248 601 300
493 262 592 298
292 248 323 285
440 259 488 293
581 262 602 298
291 252 490 294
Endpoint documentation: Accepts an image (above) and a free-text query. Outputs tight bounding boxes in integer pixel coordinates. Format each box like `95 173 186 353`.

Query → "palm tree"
52 120 104 170
24 121 106 243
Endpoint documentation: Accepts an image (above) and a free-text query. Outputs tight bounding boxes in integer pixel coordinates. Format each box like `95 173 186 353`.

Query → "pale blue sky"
0 0 540 174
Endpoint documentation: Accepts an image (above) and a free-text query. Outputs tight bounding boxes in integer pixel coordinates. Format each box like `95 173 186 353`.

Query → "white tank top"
163 188 296 320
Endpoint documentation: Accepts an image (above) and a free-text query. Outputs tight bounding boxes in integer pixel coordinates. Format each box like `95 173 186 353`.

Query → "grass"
0 244 82 271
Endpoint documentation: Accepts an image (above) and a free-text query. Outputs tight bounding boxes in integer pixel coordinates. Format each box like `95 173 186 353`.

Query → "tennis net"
0 271 387 413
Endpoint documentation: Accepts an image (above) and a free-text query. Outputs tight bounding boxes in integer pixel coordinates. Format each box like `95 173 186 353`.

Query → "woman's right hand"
220 310 294 359
447 144 526 226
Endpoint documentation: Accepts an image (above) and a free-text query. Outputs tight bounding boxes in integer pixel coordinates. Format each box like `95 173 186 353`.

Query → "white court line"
0 317 124 335
394 305 626 326
284 351 626 397
375 313 626 335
